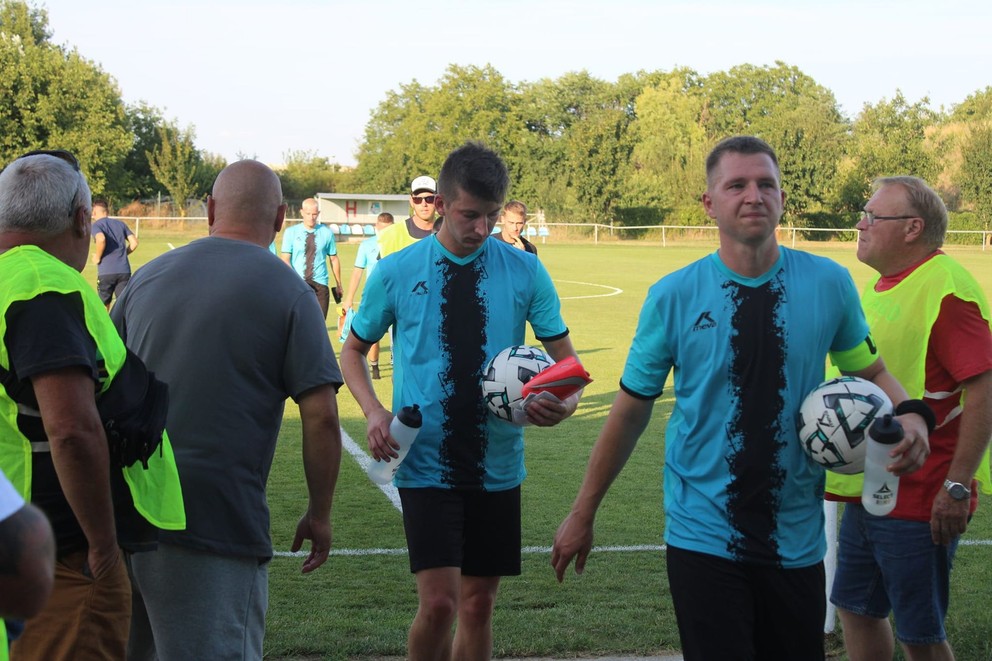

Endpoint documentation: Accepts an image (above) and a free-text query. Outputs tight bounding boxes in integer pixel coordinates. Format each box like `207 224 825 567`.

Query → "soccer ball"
482 345 555 423
796 376 893 474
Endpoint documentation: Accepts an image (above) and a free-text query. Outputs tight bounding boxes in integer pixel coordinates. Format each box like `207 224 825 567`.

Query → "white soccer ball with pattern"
797 376 893 474
482 345 555 423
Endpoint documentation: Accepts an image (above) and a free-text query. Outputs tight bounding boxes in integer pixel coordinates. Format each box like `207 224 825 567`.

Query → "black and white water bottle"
861 413 903 516
368 405 422 485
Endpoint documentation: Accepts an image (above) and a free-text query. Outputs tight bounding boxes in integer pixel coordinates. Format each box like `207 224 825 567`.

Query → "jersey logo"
411 281 429 295
692 311 716 331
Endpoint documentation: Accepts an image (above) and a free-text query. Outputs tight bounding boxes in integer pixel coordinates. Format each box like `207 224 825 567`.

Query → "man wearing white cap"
377 175 438 258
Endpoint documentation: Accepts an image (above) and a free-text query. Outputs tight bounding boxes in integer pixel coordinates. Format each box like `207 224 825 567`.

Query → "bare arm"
290 384 342 573
91 232 106 265
931 369 992 544
126 233 139 254
280 253 292 267
0 502 55 618
330 255 342 289
844 357 929 475
551 390 654 582
32 368 119 578
340 334 394 459
341 266 366 311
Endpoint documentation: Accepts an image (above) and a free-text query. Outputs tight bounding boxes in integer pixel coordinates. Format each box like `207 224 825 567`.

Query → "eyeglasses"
19 149 81 172
860 210 918 226
411 195 436 205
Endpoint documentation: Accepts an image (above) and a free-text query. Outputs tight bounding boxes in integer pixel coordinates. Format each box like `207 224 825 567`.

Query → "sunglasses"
411 195 436 205
19 149 81 172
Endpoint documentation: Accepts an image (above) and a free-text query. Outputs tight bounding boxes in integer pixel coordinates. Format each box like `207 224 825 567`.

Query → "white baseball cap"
411 175 436 194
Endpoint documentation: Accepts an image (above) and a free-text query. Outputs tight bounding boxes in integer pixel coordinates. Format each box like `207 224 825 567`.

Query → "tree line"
3 0 990 231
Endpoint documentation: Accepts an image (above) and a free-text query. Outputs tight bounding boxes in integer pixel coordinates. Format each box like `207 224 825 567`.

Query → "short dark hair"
437 142 509 204
705 136 780 184
92 198 109 211
376 212 394 224
501 200 527 219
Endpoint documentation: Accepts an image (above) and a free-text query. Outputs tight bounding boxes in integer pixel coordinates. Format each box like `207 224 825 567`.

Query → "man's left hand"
931 489 970 545
291 509 332 574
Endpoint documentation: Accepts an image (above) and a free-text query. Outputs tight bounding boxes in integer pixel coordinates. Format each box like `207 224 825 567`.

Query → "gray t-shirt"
112 237 342 559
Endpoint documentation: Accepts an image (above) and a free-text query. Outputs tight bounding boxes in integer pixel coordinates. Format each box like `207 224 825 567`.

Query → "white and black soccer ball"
797 376 893 474
482 345 555 423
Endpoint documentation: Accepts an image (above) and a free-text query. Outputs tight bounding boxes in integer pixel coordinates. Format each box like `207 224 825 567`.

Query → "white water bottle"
861 413 903 516
368 405 422 485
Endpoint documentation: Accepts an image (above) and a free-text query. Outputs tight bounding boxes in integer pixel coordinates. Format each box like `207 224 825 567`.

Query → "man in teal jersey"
341 142 583 660
551 136 931 661
280 197 342 319
341 212 394 378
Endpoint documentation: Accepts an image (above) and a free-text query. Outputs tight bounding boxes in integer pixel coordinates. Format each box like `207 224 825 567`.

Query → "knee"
419 591 458 627
458 590 497 628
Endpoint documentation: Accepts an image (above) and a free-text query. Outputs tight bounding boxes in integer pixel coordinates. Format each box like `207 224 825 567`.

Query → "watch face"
947 482 969 500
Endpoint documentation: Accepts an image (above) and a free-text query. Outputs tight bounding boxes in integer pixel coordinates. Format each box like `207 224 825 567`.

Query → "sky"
42 0 991 168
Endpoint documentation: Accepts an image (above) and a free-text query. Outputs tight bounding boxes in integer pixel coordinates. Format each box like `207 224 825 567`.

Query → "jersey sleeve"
280 226 294 254
620 285 673 399
930 295 992 383
349 263 394 344
528 260 567 341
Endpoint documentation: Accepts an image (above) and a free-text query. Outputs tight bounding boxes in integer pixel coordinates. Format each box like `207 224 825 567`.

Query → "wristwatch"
943 479 971 501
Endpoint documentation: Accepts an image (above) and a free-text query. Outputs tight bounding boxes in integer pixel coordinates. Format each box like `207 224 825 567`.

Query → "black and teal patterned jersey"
621 248 873 568
351 236 568 490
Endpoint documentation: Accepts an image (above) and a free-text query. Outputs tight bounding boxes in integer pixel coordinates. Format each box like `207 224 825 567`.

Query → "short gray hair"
872 176 947 249
0 154 91 235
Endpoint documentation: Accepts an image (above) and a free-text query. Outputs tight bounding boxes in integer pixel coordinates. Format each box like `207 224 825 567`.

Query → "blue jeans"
830 504 958 645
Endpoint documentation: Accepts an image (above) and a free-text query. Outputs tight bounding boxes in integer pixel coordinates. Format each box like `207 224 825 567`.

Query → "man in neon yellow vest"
0 151 184 660
827 176 992 661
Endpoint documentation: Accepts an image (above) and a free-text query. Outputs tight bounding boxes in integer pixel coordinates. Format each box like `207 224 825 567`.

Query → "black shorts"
399 486 521 577
96 273 131 304
666 545 825 661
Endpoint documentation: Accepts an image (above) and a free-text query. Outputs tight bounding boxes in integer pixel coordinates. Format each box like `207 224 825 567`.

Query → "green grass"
112 229 992 660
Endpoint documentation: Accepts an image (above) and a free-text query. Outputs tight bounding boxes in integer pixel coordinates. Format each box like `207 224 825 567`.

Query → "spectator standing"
113 160 343 660
827 176 992 661
0 150 183 661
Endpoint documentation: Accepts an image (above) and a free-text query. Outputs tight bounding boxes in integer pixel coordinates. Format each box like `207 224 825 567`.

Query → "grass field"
98 229 992 660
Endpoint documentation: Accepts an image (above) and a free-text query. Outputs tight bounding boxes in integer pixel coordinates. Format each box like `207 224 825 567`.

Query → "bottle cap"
397 404 422 428
869 413 903 445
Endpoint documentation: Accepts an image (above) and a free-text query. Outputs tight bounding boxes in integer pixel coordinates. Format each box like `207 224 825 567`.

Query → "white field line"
341 426 402 511
167 242 176 250
556 279 623 300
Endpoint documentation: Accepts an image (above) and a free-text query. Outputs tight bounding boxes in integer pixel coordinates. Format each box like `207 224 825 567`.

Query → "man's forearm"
299 385 342 519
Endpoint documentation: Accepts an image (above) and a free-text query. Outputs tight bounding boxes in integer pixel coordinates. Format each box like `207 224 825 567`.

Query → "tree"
836 92 939 212
959 123 992 236
702 62 848 221
104 102 167 202
147 123 201 216
278 150 346 201
0 0 131 194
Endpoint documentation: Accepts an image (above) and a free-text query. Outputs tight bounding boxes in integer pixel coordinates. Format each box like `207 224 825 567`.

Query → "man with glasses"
827 177 992 661
0 151 183 661
280 197 342 319
377 175 438 258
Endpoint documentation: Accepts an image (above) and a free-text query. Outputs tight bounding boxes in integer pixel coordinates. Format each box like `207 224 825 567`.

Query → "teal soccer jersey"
281 224 337 285
351 236 567 490
621 248 870 568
